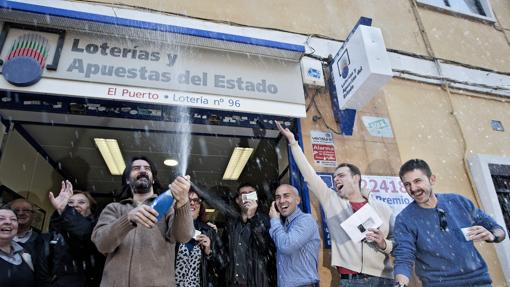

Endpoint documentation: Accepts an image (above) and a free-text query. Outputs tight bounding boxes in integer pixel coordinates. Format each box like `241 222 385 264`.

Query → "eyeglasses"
437 208 448 232
189 198 202 204
13 209 34 214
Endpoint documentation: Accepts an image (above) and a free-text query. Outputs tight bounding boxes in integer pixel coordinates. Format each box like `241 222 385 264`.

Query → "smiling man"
393 159 506 287
269 184 320 287
92 156 193 287
277 122 394 287
8 199 43 264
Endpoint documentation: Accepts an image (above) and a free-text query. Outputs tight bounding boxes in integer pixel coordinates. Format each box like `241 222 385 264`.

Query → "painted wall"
385 78 509 286
0 128 61 230
85 0 509 72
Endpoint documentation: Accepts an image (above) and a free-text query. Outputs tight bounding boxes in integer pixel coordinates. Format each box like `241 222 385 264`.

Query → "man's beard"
130 175 152 194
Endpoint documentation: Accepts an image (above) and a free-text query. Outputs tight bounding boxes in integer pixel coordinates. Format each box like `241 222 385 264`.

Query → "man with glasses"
394 159 506 287
8 199 41 256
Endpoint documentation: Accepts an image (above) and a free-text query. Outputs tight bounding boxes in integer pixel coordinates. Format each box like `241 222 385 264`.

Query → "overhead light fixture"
94 138 126 175
205 208 216 213
164 159 179 166
222 147 254 180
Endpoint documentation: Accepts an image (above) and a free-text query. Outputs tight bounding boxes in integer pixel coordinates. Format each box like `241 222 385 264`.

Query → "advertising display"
0 25 306 117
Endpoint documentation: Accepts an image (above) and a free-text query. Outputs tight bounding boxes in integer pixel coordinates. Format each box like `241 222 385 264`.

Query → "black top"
224 212 276 287
0 255 35 287
37 206 104 287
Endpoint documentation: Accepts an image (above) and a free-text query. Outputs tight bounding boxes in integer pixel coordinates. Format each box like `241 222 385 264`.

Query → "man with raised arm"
92 156 193 287
277 122 394 287
393 159 506 287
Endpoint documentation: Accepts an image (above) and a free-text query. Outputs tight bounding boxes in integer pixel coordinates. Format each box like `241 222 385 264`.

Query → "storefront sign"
318 173 412 249
0 26 306 117
330 25 392 110
310 130 337 167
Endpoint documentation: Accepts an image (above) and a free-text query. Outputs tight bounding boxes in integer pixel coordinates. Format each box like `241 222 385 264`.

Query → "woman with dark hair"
43 180 105 287
0 207 36 287
175 189 225 287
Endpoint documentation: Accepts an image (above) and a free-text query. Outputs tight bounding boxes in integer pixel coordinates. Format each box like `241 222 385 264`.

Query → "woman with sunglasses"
42 180 105 287
175 189 225 287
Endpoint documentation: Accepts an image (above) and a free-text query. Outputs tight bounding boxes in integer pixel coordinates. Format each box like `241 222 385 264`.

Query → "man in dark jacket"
223 183 276 287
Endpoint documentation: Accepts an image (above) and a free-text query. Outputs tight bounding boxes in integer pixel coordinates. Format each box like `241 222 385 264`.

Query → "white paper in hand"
340 204 383 242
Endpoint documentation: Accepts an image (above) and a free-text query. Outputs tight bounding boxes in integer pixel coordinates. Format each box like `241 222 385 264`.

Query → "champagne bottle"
150 189 174 222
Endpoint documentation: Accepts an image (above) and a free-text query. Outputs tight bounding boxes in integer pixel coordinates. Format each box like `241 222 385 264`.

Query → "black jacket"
175 220 226 287
38 206 104 287
223 212 276 287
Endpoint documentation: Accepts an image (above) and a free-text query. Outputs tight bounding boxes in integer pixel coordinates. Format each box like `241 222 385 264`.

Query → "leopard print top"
175 243 201 287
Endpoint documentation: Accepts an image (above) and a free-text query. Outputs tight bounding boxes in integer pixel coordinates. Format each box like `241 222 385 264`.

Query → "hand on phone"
269 201 280 219
274 201 279 213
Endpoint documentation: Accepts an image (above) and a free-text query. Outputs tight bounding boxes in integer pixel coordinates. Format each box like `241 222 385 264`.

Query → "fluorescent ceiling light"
222 147 254 180
205 208 216 213
164 159 179 167
94 138 126 175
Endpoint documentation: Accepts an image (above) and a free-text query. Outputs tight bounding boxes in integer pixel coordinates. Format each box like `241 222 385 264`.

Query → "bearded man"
92 156 193 287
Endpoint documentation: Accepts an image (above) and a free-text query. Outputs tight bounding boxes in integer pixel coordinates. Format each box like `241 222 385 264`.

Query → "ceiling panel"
20 123 267 197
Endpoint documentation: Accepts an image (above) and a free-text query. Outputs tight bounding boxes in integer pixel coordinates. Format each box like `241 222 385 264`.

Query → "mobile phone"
273 201 279 213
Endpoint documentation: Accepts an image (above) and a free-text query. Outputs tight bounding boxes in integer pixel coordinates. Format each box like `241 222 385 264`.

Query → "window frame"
468 154 510 283
417 0 496 23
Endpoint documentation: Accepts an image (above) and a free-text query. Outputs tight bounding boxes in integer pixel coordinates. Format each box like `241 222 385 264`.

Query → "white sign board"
0 27 306 117
331 25 392 110
362 116 394 138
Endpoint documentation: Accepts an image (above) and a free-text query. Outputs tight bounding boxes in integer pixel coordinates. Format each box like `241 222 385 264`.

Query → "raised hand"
242 199 258 220
49 180 74 214
269 201 280 219
276 121 297 144
170 175 191 208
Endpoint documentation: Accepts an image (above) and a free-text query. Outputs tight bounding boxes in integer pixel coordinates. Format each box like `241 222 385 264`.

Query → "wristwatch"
394 283 407 287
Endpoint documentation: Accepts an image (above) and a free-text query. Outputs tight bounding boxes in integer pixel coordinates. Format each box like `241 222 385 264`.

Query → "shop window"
418 0 495 21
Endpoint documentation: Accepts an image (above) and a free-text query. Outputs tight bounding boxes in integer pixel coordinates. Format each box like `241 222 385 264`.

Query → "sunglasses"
189 198 202 204
437 208 448 232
